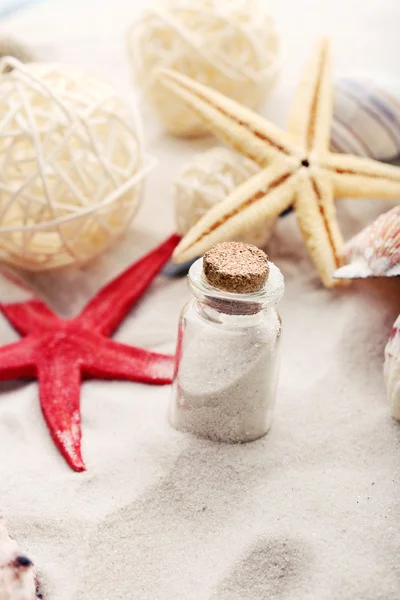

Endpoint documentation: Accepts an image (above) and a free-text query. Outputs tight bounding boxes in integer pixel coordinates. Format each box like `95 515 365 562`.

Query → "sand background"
0 0 400 598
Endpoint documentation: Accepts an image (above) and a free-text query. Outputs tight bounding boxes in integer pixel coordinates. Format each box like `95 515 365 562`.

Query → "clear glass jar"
169 257 284 443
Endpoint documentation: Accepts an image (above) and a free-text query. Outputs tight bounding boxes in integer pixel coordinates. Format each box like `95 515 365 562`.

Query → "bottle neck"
187 257 284 319
194 298 271 328
195 294 265 316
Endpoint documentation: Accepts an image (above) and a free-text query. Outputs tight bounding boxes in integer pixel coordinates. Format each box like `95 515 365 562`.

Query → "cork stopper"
203 242 269 294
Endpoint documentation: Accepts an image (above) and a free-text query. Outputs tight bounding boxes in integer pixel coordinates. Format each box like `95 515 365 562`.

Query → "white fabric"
0 1 399 599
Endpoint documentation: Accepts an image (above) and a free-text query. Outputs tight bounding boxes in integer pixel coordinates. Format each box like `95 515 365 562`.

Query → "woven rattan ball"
128 0 279 137
0 58 148 271
173 147 276 247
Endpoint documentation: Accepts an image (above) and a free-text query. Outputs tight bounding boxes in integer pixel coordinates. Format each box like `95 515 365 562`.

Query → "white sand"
0 1 400 598
170 311 281 442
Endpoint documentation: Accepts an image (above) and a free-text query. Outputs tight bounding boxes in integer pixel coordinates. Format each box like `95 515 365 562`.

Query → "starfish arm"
82 337 175 385
287 38 332 153
173 163 297 263
295 171 345 288
78 234 180 337
1 300 58 336
322 153 400 198
0 337 37 380
37 355 85 472
157 68 296 166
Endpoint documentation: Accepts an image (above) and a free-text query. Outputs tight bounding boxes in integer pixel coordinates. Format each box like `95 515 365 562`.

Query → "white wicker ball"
173 147 276 247
128 0 279 137
0 58 148 271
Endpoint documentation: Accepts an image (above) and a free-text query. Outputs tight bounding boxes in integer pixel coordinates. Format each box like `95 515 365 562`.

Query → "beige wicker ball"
128 0 279 137
0 57 148 271
173 147 276 247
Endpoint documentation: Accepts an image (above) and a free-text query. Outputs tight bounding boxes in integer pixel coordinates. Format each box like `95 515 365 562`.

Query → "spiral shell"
334 205 400 279
384 315 400 420
332 77 400 161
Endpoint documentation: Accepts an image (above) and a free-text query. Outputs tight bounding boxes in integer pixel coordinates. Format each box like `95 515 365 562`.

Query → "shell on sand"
0 517 39 599
334 205 400 279
384 315 400 421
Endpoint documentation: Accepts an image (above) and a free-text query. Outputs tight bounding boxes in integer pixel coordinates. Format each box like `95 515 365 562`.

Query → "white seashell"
332 77 400 161
173 147 277 248
334 205 400 279
0 517 38 600
384 315 400 420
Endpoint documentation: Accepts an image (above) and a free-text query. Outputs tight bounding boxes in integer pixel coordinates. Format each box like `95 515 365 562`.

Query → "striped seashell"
332 77 400 161
333 205 400 279
384 315 400 420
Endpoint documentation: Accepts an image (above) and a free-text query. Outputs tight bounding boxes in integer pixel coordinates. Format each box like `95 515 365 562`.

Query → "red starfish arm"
83 337 175 385
77 234 180 337
0 337 36 380
37 354 85 472
1 300 58 336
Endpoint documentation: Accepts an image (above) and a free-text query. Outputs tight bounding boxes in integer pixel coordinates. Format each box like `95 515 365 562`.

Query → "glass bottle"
169 254 284 443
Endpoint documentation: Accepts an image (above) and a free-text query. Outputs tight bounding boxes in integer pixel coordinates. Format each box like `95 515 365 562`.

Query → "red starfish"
0 234 180 472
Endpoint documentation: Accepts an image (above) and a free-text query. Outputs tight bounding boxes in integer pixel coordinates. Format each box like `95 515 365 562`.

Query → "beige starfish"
158 38 400 287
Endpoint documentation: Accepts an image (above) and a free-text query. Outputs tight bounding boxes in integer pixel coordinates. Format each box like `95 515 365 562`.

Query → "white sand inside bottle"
169 310 281 442
169 242 284 442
